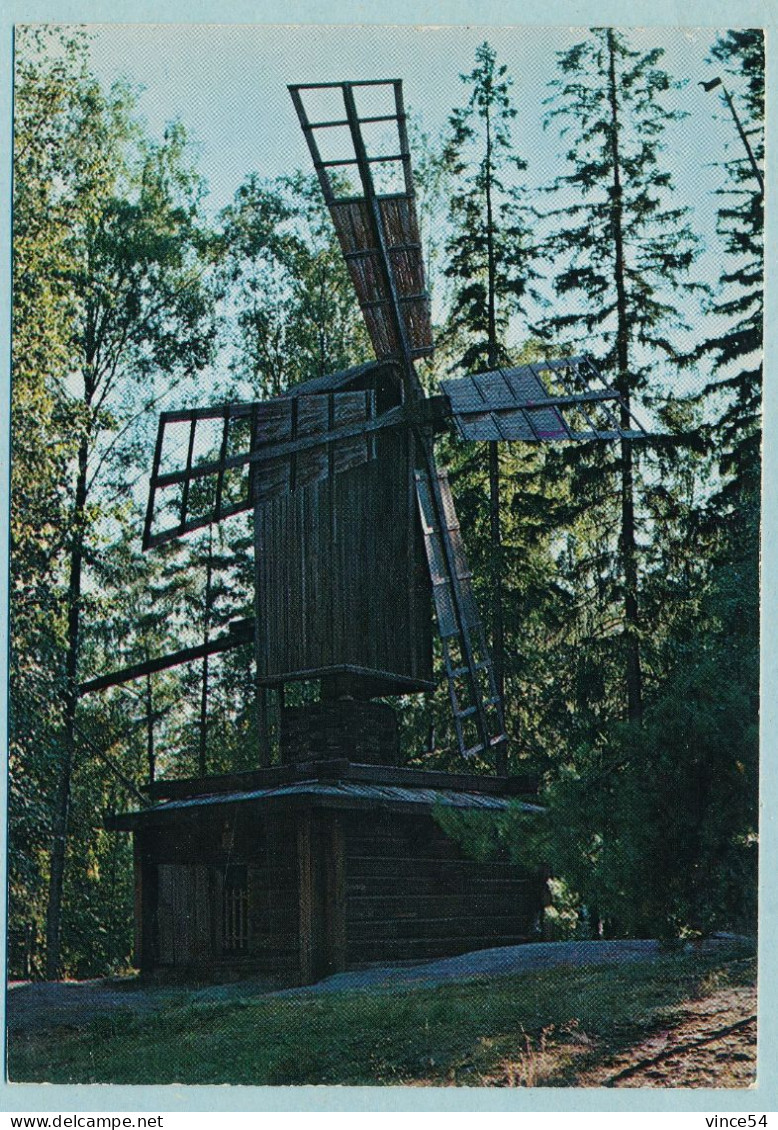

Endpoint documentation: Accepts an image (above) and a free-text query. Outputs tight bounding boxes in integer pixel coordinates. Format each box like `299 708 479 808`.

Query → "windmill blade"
144 389 397 549
440 355 647 443
289 80 433 387
415 463 507 761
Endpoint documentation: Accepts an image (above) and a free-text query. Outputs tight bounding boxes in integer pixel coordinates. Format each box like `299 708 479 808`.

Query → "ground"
6 937 757 1087
578 984 756 1088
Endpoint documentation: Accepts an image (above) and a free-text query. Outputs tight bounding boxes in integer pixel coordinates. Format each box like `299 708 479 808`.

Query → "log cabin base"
109 760 545 986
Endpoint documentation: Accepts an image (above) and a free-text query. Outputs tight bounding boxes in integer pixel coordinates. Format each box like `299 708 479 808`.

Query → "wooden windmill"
85 79 646 768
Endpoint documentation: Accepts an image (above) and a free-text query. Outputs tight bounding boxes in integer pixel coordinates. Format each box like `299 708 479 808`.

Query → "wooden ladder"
415 466 507 761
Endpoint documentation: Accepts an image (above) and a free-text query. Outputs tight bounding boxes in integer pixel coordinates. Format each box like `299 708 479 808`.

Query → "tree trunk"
198 528 213 777
607 30 643 725
45 434 87 979
484 95 507 774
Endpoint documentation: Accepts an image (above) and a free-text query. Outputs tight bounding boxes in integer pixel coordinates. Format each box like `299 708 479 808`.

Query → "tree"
540 488 758 941
517 29 762 939
219 172 369 399
538 28 702 727
12 27 220 976
698 30 764 512
441 43 539 769
11 26 88 974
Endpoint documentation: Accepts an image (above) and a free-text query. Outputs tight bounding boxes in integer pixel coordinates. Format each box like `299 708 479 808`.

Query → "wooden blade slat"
290 81 433 366
441 356 648 444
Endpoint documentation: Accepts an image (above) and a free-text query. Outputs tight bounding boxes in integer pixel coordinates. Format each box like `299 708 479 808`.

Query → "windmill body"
137 79 644 763
99 79 646 985
253 359 434 700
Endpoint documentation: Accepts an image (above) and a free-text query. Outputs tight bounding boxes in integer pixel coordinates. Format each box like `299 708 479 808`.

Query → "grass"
8 942 756 1087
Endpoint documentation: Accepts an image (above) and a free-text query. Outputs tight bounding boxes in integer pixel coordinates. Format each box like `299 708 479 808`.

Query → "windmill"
83 79 646 768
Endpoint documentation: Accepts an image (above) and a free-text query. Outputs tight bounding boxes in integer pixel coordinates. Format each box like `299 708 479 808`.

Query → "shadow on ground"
7 934 745 1036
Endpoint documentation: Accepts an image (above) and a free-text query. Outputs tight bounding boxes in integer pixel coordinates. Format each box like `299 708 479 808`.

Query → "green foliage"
441 41 538 371
537 499 758 940
11 26 91 968
697 30 764 507
539 29 701 375
219 171 369 397
432 803 531 864
543 879 589 941
536 28 706 733
11 25 221 977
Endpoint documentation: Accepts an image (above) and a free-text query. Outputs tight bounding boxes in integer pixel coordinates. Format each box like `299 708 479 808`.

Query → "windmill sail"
441 355 647 443
289 81 433 379
143 389 390 549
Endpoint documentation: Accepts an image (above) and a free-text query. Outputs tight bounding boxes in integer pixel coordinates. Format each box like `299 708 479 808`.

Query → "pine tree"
698 30 764 511
441 42 539 769
538 28 701 727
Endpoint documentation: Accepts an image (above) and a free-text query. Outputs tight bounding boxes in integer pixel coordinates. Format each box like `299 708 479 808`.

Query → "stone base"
280 700 399 765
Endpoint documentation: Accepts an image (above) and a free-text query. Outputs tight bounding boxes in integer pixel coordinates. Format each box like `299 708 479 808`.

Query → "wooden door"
297 812 345 984
157 864 213 967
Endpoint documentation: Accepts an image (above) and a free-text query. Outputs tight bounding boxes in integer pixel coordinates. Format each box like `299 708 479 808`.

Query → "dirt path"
578 983 757 1088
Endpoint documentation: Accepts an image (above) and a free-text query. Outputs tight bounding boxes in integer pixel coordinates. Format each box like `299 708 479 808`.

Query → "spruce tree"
538 28 701 727
698 30 764 511
441 42 538 770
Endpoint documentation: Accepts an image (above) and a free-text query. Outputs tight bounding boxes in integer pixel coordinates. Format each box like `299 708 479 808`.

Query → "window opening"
222 864 249 954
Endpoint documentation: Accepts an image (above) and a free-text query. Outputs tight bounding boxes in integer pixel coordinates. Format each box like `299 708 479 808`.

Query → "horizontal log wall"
136 800 543 982
341 810 543 966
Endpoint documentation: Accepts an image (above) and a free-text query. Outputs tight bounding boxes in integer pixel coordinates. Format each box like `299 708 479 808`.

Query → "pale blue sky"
84 23 749 404
86 23 736 224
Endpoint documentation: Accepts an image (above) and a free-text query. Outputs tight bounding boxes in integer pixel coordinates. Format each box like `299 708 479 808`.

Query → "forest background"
8 23 763 980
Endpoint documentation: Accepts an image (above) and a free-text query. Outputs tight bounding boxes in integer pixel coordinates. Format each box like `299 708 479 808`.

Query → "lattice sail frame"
415 467 506 759
289 80 433 371
143 390 392 549
441 355 647 444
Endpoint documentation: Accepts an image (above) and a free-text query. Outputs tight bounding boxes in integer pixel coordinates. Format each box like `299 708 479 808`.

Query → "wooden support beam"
325 816 346 974
79 623 254 696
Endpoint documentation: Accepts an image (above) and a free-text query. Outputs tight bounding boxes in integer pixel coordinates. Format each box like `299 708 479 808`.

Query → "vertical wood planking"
252 366 433 688
325 816 347 973
297 810 314 984
133 835 143 970
255 446 433 683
